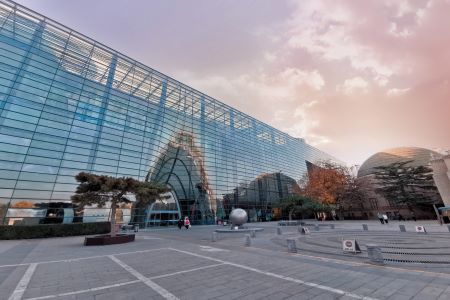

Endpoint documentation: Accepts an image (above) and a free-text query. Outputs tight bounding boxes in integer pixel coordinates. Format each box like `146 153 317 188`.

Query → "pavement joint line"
23 280 141 300
199 245 229 252
168 248 378 300
8 263 37 300
293 253 363 267
108 255 179 300
0 247 169 268
244 241 450 279
291 252 450 279
149 263 225 280
21 264 224 300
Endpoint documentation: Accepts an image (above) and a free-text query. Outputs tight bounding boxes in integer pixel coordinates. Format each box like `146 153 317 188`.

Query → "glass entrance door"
145 191 181 227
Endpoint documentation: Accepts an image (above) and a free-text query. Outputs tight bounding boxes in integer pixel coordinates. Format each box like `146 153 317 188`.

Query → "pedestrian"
177 218 183 230
184 216 191 229
411 211 417 221
377 212 384 224
398 213 404 221
383 214 389 224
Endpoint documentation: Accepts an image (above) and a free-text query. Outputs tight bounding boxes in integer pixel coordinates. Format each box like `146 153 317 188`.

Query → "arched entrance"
146 132 217 225
145 191 181 227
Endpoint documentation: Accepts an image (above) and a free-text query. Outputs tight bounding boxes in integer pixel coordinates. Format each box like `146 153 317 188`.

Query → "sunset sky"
16 0 450 165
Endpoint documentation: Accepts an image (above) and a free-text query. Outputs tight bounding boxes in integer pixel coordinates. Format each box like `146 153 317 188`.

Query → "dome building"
358 147 441 178
345 147 444 220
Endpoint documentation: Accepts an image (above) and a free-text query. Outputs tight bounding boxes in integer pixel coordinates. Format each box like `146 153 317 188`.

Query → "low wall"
0 222 111 240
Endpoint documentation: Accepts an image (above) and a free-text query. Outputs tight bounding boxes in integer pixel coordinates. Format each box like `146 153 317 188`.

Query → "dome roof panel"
357 147 441 177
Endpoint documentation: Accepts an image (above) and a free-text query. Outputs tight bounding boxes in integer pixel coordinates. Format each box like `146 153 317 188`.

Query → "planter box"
0 222 111 240
84 234 135 246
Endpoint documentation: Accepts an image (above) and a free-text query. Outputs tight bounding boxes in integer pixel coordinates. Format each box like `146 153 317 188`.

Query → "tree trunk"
110 199 117 237
288 209 294 221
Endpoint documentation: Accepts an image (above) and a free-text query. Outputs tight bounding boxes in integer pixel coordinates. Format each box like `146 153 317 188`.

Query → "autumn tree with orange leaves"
299 161 369 218
300 161 348 205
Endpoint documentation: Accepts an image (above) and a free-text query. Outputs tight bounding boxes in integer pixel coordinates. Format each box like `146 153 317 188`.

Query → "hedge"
0 222 111 240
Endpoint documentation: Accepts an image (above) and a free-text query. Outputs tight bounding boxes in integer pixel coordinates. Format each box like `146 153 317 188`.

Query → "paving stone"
2 222 450 300
389 294 414 300
437 292 450 300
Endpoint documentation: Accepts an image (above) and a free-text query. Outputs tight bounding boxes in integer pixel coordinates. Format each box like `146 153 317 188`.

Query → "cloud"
285 1 394 82
175 67 328 146
176 67 325 105
388 22 413 38
337 77 369 95
271 100 330 147
263 52 277 62
169 0 450 164
387 87 410 97
279 68 325 90
288 101 330 146
387 0 433 37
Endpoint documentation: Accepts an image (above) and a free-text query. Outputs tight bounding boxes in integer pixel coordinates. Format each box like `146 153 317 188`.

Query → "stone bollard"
330 224 335 229
277 227 282 235
447 225 450 232
286 239 297 253
244 234 251 247
211 232 218 242
250 230 256 238
362 224 368 231
366 244 384 265
314 224 320 231
399 224 406 232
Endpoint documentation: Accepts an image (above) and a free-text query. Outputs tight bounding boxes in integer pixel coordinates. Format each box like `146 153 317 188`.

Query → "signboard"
415 225 427 233
301 227 310 235
342 239 361 253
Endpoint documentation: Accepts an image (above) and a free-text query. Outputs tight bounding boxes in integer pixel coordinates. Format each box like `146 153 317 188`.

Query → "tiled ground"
2 221 450 300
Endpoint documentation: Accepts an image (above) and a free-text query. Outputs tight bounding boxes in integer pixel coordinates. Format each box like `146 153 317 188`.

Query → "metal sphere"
229 208 248 226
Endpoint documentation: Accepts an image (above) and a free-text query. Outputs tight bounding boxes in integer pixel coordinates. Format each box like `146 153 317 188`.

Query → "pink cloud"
173 0 450 165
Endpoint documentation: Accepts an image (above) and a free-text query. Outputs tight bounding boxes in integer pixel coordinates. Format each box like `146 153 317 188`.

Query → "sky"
15 0 450 165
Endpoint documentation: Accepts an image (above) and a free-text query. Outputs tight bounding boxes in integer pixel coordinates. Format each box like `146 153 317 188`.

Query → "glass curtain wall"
0 0 338 226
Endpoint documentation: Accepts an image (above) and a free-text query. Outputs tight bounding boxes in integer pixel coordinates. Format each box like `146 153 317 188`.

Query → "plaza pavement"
1 220 450 300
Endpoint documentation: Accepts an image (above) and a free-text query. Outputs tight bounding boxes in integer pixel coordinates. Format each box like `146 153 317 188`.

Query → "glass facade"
0 0 338 226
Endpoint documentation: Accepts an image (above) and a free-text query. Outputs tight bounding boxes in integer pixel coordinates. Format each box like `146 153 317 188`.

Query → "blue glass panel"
21 164 58 174
0 1 340 226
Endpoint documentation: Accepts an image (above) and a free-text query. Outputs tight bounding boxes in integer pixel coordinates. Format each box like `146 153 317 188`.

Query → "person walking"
177 218 183 230
377 212 384 224
184 216 191 229
383 214 389 224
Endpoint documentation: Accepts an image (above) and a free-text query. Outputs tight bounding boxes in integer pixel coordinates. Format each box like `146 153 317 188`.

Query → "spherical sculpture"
229 208 248 226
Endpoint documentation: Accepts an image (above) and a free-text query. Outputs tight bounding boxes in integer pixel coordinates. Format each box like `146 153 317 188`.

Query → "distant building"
345 147 444 220
431 154 450 218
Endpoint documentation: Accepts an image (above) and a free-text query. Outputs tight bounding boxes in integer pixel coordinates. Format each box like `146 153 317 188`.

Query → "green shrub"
0 222 111 240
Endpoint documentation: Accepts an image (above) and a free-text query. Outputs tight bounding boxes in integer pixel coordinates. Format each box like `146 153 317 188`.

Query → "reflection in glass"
0 1 340 226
